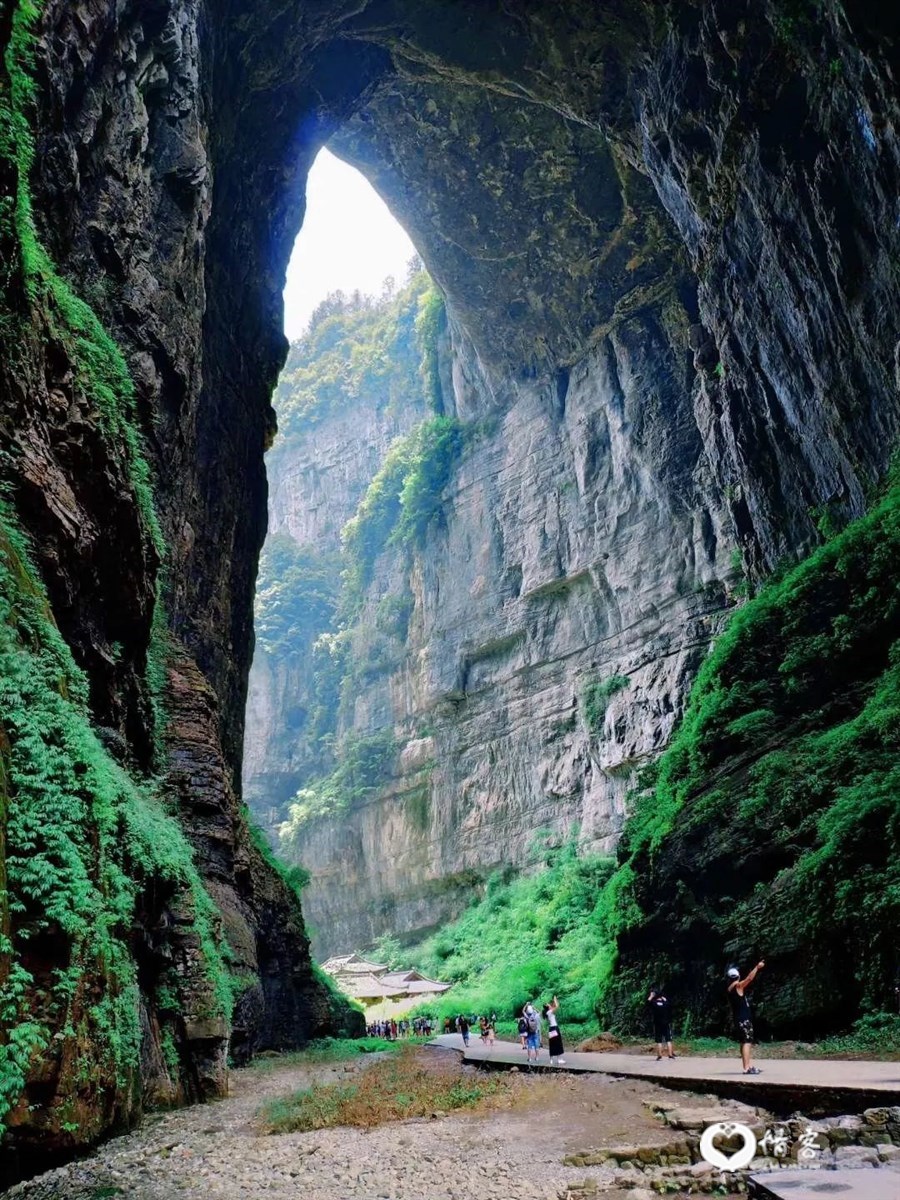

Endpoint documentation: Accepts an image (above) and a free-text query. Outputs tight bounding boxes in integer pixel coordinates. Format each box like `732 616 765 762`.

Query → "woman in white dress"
543 996 566 1065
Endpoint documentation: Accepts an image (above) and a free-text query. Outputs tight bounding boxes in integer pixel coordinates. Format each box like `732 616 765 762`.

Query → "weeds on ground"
251 1037 399 1072
258 1045 509 1133
810 1012 900 1059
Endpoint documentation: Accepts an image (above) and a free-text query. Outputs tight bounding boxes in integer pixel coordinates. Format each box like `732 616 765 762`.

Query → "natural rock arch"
32 0 900 761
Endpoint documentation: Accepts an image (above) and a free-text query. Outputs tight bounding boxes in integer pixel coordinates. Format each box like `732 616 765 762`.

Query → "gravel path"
4 1052 647 1200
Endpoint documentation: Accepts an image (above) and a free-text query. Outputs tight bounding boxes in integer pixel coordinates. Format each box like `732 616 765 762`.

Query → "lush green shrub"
600 477 900 1036
279 729 397 840
580 674 629 735
402 840 617 1026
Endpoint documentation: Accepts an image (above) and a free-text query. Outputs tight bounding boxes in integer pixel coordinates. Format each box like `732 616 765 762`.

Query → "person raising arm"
727 960 765 1074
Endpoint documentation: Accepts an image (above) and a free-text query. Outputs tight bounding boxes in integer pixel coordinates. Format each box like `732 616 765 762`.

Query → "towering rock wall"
244 282 431 827
268 305 737 958
0 0 370 1178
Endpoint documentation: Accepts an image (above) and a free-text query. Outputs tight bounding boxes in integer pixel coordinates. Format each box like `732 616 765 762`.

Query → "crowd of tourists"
445 1000 568 1066
366 1016 435 1039
440 959 767 1075
365 959 767 1076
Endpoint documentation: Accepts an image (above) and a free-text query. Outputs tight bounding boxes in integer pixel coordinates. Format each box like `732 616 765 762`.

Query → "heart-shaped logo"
699 1121 758 1171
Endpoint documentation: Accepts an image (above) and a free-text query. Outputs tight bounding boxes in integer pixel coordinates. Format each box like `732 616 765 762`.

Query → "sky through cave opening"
243 146 421 846
281 148 417 340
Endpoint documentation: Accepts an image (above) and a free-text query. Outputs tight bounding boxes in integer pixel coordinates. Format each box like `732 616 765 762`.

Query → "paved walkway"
431 1035 900 1110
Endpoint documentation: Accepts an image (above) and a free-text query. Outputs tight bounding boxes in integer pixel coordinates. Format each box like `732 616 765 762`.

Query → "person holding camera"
647 985 676 1061
726 959 765 1074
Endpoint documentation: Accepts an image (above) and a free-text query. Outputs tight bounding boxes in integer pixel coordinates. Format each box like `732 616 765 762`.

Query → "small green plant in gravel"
259 1044 508 1133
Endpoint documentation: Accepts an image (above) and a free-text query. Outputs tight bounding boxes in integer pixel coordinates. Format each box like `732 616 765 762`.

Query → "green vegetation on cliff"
0 4 238 1134
580 674 629 735
254 268 460 842
280 730 397 838
599 471 900 1037
2 0 170 755
254 536 342 658
404 838 616 1028
342 414 464 607
394 476 900 1044
0 505 234 1131
1 0 163 560
275 269 443 437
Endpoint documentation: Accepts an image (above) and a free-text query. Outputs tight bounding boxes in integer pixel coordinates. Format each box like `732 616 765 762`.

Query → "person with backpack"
543 996 566 1065
517 1013 529 1050
647 984 676 1061
522 1002 541 1064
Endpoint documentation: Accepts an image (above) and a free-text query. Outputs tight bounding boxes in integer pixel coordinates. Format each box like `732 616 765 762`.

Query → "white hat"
726 967 740 979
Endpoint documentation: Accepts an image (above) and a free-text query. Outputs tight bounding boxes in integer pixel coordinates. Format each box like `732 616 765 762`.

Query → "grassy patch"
251 1037 397 1072
258 1044 508 1133
813 1012 900 1058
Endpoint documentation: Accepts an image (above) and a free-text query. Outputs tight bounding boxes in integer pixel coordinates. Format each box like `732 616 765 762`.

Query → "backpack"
526 1011 539 1035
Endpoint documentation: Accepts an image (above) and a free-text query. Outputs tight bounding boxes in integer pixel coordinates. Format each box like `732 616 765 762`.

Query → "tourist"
523 1002 541 1064
647 984 676 1061
457 1013 471 1046
517 1013 528 1050
479 1016 490 1044
543 996 566 1066
727 960 765 1074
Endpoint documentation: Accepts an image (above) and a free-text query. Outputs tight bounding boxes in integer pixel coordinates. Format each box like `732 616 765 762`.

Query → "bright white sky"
283 148 417 341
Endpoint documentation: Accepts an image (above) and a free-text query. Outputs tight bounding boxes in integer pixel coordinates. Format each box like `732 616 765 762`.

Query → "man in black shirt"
647 985 676 1061
727 960 765 1074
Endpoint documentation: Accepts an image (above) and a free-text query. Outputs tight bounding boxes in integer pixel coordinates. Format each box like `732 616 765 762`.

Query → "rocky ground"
3 1049 751 1200
7 1045 898 1200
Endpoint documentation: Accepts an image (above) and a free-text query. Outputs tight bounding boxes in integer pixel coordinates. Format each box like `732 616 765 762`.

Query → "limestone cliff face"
267 307 737 958
254 1 900 960
244 311 430 826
